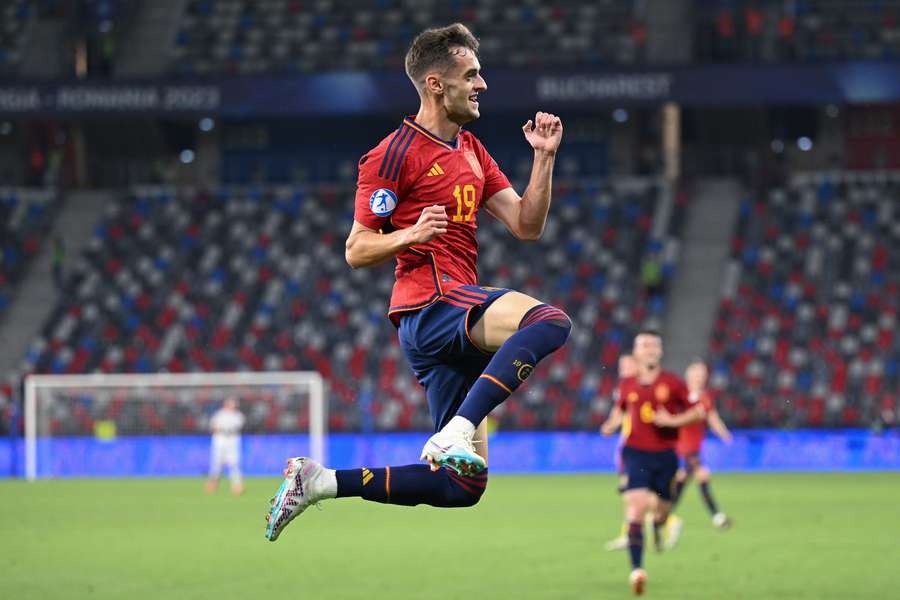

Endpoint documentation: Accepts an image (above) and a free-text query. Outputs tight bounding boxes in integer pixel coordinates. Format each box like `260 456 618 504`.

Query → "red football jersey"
616 370 691 452
354 116 511 325
676 390 715 455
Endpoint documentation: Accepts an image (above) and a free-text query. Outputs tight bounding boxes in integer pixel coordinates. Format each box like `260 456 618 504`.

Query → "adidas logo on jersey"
426 163 445 177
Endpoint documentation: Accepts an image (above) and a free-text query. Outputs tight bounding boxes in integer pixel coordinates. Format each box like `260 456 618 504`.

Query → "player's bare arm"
468 113 562 347
653 404 706 428
707 410 733 443
601 406 625 436
484 111 563 240
345 205 448 268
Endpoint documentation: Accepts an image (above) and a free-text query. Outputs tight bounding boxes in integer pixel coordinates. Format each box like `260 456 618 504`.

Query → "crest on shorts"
464 151 483 179
655 384 670 402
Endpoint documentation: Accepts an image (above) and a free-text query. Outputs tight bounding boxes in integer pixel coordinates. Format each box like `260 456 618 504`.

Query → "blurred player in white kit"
205 397 246 495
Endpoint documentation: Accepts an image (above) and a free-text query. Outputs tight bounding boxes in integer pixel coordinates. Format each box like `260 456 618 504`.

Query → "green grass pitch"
1 473 895 599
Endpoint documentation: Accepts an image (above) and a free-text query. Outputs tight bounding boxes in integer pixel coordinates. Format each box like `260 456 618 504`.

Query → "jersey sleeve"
483 152 511 199
354 143 405 231
474 138 511 199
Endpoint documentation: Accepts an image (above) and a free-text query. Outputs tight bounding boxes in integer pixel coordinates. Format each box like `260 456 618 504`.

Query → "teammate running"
671 360 733 528
601 330 705 595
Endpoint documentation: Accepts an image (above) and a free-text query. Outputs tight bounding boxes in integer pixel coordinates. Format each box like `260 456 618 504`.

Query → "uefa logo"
369 188 398 217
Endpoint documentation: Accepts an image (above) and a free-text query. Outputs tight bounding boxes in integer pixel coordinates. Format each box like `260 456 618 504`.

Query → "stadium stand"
23 177 679 432
696 0 900 63
707 172 900 428
0 188 59 319
170 0 646 75
0 0 32 74
168 0 900 75
14 0 900 83
0 187 58 437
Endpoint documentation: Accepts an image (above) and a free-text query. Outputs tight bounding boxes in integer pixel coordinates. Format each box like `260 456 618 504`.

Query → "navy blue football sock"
671 479 686 507
653 518 664 549
627 521 643 569
456 304 570 426
336 465 487 508
699 481 719 515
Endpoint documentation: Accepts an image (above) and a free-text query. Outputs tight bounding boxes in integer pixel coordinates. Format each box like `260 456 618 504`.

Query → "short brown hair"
404 23 479 88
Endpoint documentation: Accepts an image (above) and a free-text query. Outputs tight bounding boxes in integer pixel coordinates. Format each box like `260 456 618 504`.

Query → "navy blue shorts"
622 446 679 501
398 285 512 431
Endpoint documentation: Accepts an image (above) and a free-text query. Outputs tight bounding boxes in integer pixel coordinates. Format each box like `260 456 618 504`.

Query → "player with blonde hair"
671 360 733 528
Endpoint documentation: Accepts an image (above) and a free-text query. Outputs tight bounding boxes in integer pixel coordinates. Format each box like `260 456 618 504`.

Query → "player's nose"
475 75 487 92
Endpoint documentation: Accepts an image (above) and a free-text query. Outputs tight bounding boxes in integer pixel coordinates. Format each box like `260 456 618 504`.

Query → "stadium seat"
169 0 644 74
0 0 31 75
0 188 59 320
696 0 900 63
708 173 900 427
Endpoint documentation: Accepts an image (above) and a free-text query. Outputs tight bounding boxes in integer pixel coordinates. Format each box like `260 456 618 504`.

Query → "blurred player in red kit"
601 330 705 595
671 360 733 529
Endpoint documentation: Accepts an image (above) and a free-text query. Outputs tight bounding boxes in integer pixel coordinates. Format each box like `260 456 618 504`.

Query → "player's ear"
424 73 443 96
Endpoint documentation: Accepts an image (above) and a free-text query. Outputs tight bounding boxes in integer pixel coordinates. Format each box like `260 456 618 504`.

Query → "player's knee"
624 492 649 520
443 472 488 507
538 305 572 347
626 505 646 522
685 458 698 476
550 307 572 339
696 467 710 483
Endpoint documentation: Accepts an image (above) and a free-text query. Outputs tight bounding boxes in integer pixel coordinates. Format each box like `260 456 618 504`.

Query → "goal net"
24 371 326 480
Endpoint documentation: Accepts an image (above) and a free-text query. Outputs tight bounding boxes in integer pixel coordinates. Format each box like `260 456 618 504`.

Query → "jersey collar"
403 115 459 151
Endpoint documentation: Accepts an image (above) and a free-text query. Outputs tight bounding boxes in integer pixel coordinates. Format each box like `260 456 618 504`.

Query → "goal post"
24 371 326 481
